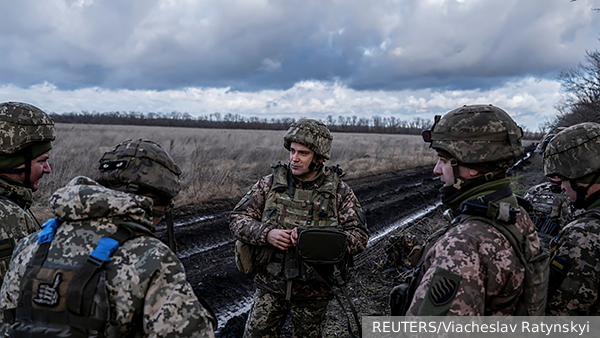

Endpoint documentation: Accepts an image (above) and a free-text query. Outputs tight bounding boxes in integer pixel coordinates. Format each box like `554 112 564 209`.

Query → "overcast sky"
1 0 599 131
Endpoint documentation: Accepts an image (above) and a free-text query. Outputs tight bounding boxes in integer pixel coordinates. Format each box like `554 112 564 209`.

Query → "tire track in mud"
154 164 442 336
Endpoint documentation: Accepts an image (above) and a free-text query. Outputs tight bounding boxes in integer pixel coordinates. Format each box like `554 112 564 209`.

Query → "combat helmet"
284 119 333 160
422 104 523 189
95 139 182 202
0 102 55 188
535 126 568 155
544 122 600 209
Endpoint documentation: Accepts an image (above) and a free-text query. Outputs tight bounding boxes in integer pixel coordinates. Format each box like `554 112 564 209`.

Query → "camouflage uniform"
230 119 368 338
0 102 55 283
523 182 571 249
0 176 216 337
0 177 38 283
404 105 546 316
543 122 600 315
406 179 542 315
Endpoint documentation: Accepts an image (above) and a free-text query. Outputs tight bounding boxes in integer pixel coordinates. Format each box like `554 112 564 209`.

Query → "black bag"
296 226 347 265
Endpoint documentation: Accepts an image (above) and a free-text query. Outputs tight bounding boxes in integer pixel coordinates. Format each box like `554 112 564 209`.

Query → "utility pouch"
234 240 258 274
296 227 347 265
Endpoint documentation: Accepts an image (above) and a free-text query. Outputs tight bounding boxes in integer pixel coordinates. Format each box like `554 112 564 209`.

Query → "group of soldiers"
0 102 216 337
0 100 598 338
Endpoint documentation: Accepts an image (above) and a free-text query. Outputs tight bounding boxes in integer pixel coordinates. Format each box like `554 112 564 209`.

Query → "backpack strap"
66 225 137 317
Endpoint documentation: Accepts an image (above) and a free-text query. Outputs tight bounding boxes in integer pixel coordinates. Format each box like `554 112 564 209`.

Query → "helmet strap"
570 171 600 209
0 149 33 188
450 158 465 190
165 208 177 254
23 150 32 189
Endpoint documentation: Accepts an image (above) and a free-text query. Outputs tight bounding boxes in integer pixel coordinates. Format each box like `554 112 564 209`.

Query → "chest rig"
261 163 339 229
261 163 341 295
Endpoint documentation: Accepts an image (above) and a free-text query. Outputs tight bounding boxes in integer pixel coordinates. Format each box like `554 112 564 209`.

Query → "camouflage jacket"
545 199 600 315
406 178 543 316
0 176 215 338
0 176 38 283
230 167 369 300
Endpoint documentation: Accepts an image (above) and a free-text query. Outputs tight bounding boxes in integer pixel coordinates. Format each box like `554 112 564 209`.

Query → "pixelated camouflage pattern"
0 177 38 283
534 126 568 155
230 167 368 300
406 180 543 316
544 122 600 180
427 105 523 166
546 204 600 315
95 139 182 200
283 119 333 160
243 289 328 338
0 102 55 155
524 182 571 249
0 176 215 337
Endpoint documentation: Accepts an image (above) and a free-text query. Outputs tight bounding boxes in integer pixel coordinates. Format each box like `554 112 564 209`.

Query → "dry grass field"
34 124 439 209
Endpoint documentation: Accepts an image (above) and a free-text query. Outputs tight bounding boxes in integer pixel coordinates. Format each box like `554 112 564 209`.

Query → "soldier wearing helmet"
523 127 572 249
0 102 55 285
0 139 216 337
394 105 547 316
230 119 368 338
543 122 600 315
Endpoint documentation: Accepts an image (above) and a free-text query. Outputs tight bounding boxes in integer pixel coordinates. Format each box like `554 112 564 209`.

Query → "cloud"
0 0 598 91
0 77 560 130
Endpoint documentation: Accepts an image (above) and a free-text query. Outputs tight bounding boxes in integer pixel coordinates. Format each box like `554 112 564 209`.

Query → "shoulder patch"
418 267 462 316
550 256 571 273
353 200 366 226
429 268 461 306
234 189 254 211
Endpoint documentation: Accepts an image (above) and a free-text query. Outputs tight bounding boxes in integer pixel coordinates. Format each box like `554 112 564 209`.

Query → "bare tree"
554 49 600 127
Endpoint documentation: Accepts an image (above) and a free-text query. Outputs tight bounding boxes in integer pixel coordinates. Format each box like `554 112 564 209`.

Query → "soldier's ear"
467 167 480 178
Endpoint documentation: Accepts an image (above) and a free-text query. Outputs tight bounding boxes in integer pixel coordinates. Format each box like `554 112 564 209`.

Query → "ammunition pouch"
234 240 274 274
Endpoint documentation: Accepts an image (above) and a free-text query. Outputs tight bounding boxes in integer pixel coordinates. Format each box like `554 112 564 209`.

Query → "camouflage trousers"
243 288 329 338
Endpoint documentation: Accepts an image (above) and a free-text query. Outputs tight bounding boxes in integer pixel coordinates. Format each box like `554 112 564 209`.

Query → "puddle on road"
367 202 442 247
214 202 443 329
178 239 234 259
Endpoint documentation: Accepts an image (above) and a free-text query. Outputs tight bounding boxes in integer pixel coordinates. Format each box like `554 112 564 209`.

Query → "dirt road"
153 163 442 336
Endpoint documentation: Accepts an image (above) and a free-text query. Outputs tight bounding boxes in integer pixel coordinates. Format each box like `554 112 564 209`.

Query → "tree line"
548 46 600 129
51 111 541 139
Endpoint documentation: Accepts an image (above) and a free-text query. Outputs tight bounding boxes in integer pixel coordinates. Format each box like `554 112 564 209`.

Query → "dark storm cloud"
0 0 598 91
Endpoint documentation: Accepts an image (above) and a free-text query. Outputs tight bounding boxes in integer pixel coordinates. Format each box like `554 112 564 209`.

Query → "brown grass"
34 124 438 209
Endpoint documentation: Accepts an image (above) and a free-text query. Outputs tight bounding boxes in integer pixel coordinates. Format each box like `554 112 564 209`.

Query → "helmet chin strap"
569 171 600 209
0 149 33 189
450 158 465 190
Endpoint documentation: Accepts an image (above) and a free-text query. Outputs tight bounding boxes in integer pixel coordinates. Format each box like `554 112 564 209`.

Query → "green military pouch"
296 226 347 265
234 240 258 274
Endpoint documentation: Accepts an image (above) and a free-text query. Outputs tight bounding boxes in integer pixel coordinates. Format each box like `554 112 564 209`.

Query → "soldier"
0 102 55 285
524 127 571 249
0 139 216 337
230 119 368 338
400 104 547 316
543 122 600 315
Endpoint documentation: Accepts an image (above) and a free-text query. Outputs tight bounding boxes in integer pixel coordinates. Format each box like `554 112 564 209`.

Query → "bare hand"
267 229 293 250
290 227 298 246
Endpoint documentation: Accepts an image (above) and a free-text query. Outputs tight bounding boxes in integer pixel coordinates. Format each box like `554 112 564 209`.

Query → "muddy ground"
155 148 545 338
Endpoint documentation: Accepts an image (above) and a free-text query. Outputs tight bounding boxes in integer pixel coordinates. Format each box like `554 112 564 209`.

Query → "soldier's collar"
0 175 33 207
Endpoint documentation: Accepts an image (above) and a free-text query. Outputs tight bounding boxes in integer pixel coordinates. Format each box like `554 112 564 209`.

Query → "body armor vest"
7 219 144 338
392 188 549 316
262 163 339 229
261 163 340 282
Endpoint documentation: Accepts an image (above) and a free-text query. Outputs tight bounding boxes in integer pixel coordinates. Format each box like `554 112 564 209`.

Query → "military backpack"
5 218 145 338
